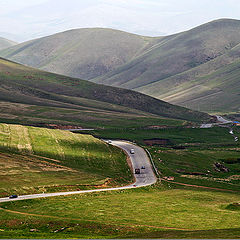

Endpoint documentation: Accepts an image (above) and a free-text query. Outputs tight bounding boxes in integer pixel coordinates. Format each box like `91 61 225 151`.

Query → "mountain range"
1 18 240 113
0 37 16 51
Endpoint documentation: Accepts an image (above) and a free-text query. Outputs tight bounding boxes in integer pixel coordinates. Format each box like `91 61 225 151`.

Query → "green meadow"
0 123 132 196
0 184 239 239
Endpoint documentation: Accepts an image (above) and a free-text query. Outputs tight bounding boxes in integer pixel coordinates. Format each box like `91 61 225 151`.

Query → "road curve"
0 140 157 203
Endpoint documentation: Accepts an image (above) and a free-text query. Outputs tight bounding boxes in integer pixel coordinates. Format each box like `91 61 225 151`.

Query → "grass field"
90 126 238 145
0 123 133 196
90 126 240 191
0 184 239 238
0 124 239 238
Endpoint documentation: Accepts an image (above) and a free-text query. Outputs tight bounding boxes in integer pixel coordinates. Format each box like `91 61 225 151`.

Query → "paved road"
0 141 157 203
200 115 232 129
215 115 232 124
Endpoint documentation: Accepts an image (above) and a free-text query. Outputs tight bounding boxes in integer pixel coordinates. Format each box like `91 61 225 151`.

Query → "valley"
0 9 239 239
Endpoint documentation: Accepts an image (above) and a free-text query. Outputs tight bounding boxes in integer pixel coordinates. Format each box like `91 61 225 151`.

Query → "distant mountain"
0 37 17 50
137 42 240 113
0 28 161 80
94 19 240 87
1 19 239 113
93 19 240 113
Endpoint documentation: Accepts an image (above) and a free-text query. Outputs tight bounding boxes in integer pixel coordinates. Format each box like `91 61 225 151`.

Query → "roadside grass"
91 126 240 191
0 123 133 196
150 146 240 191
90 126 237 145
0 184 240 238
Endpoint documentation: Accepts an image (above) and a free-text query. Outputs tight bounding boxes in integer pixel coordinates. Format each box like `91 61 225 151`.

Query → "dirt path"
162 179 239 193
0 207 190 231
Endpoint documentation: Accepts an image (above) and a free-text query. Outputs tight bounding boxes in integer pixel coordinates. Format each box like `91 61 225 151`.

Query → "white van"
130 149 135 154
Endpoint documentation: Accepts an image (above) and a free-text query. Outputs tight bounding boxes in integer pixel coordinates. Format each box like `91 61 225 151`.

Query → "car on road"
141 166 145 169
130 148 135 154
9 195 18 199
107 140 112 144
135 168 140 174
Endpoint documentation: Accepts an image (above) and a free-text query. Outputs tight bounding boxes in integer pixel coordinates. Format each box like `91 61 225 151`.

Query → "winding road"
0 140 157 203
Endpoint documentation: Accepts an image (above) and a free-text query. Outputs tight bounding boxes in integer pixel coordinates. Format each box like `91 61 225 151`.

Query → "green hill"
93 19 240 113
2 19 240 113
94 19 240 87
139 54 240 113
0 37 17 51
0 123 132 196
0 28 160 80
0 58 209 128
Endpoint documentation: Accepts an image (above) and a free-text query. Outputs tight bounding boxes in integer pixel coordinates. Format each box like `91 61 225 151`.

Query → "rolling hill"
139 52 240 113
93 19 240 113
1 19 240 113
94 19 240 89
0 58 209 128
0 37 17 51
0 123 132 196
0 28 161 80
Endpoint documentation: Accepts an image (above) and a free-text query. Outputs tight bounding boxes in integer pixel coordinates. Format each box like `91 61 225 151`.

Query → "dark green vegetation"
0 37 16 51
0 185 239 238
91 126 240 191
0 123 132 196
90 126 238 145
3 19 240 113
0 57 209 128
226 203 240 211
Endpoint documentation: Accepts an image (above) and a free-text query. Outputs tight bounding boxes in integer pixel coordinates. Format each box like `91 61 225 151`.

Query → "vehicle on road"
130 148 135 154
107 140 112 144
135 168 140 174
141 166 145 169
9 195 18 199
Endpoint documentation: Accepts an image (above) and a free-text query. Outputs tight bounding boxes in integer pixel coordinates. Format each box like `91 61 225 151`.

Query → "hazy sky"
1 0 240 42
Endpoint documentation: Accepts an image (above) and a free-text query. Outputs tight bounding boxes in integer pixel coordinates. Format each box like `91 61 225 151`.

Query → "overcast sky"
1 0 240 42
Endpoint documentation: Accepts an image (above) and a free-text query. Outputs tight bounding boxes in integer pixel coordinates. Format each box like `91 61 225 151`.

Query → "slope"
0 123 132 196
157 58 240 113
137 39 240 113
0 28 160 80
0 37 17 51
94 19 240 90
0 58 209 127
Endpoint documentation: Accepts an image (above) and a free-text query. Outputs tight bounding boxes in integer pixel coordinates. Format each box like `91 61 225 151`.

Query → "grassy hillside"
0 123 132 196
94 19 240 89
0 28 160 80
0 58 209 127
0 37 16 51
138 42 240 113
2 19 240 114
